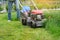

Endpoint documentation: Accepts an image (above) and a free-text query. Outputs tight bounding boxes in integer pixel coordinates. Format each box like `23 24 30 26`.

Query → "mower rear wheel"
22 19 27 25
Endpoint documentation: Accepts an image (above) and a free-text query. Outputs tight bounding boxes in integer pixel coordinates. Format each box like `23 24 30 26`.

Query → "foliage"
0 6 3 11
44 10 60 40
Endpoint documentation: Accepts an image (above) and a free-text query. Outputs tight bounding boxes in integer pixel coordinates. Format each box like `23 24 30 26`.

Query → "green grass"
0 10 60 40
44 10 60 40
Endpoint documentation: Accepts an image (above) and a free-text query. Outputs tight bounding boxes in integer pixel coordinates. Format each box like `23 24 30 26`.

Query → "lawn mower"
20 0 47 28
21 9 46 27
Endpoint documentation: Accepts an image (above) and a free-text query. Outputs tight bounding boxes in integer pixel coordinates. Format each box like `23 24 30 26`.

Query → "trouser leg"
8 1 13 20
15 0 20 19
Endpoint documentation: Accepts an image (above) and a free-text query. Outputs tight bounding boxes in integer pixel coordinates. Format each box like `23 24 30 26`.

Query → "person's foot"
8 20 11 22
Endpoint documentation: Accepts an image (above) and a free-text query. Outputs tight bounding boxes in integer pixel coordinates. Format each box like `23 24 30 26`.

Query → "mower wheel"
30 21 36 28
22 19 27 25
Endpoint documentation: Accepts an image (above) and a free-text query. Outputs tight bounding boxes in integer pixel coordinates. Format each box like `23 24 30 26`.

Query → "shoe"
8 20 11 22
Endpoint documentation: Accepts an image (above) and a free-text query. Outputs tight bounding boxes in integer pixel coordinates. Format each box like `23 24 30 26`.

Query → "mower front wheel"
30 21 36 28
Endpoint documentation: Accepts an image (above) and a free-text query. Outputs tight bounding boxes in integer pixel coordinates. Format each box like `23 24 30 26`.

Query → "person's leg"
8 1 13 21
15 0 20 20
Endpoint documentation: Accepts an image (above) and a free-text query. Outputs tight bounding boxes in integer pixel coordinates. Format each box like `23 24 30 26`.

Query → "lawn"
0 10 60 40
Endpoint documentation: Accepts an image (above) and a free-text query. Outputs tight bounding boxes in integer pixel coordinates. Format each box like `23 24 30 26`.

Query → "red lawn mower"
21 10 46 28
20 0 46 28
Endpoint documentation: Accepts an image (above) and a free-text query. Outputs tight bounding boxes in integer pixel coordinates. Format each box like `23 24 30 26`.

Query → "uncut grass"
44 10 60 40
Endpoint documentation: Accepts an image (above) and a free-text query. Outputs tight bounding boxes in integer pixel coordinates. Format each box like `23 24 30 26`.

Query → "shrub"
0 6 3 11
6 5 8 11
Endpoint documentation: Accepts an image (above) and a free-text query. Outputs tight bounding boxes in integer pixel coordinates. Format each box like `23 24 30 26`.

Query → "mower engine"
30 10 46 28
